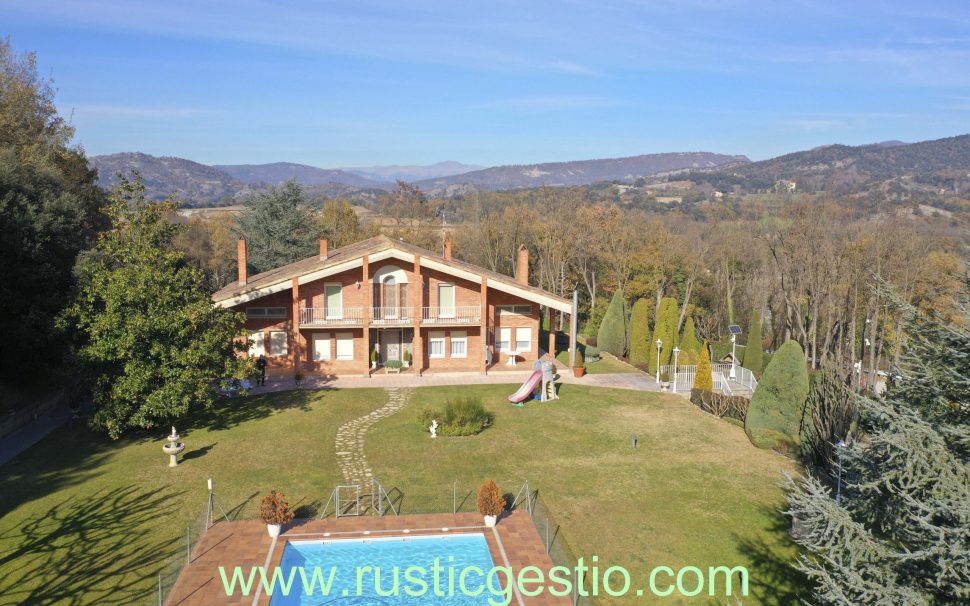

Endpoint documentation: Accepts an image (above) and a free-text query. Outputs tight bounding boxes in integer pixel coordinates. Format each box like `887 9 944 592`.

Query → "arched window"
383 275 397 310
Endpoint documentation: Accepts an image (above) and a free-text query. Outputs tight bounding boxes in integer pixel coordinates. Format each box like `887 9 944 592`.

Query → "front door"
381 330 402 361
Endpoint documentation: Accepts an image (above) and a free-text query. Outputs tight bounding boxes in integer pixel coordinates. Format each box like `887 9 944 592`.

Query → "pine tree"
694 340 714 391
235 181 321 273
648 297 678 374
800 365 856 474
787 293 970 603
597 290 628 356
629 299 652 366
743 309 764 376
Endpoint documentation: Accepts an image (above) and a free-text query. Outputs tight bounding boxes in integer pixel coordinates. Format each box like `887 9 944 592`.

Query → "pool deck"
166 510 571 606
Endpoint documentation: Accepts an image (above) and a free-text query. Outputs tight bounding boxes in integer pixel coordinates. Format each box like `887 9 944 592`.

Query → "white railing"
371 307 414 325
659 363 757 394
300 307 364 326
421 305 481 325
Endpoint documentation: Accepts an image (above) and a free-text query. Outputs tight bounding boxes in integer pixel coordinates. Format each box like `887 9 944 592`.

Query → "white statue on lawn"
429 419 438 438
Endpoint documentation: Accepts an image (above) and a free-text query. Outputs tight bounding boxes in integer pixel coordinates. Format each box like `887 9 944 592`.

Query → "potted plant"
294 370 304 387
370 349 379 369
259 489 294 538
385 359 403 374
477 479 505 528
660 371 670 391
572 349 586 378
403 350 412 368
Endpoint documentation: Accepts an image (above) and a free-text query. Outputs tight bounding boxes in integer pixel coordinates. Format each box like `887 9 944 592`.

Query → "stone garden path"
334 387 413 486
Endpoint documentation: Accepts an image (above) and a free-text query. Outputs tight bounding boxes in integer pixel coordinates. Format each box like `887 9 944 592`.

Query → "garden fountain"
163 426 185 467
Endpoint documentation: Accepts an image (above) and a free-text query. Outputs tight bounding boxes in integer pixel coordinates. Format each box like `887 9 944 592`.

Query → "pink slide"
508 370 542 403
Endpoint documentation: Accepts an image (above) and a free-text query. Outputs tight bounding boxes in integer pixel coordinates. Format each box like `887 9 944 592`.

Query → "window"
429 331 446 358
336 332 354 360
438 283 455 317
312 332 331 361
383 276 397 317
249 331 265 356
269 331 288 357
496 305 532 317
247 307 287 318
497 327 512 352
324 284 342 319
515 327 532 352
450 331 467 358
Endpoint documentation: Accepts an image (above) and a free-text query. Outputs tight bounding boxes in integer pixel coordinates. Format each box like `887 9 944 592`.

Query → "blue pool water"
268 533 498 606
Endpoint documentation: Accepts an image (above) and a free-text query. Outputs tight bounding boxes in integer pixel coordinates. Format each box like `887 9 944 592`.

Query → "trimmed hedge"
745 339 809 450
694 340 714 391
649 297 678 375
629 298 652 367
597 291 628 356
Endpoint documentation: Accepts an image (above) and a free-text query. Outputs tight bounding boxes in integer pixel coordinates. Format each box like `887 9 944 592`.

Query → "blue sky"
3 0 970 166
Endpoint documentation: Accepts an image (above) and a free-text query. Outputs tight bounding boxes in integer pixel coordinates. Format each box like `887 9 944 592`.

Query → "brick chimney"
516 244 529 285
319 238 329 260
443 234 453 260
237 239 248 285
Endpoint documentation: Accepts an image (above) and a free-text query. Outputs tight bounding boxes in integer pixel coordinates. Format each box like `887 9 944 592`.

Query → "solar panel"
728 324 743 335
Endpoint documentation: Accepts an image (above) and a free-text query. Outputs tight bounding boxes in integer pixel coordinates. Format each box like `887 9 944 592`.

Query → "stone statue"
429 419 438 438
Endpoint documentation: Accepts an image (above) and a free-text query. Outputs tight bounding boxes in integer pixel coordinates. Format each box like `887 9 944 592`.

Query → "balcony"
422 305 481 326
300 307 364 327
371 307 415 326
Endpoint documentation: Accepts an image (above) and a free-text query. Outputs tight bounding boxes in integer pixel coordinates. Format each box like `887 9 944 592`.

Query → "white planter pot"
483 515 497 528
267 523 281 538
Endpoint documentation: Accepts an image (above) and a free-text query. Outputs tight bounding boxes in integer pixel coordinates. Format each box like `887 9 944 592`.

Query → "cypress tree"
786 302 970 604
694 340 714 391
679 316 701 364
649 297 678 372
745 339 810 450
743 309 764 376
597 290 628 356
629 299 652 367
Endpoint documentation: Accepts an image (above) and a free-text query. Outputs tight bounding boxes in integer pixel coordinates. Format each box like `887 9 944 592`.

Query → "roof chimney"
443 234 453 260
516 245 529 285
319 238 329 260
237 239 248 285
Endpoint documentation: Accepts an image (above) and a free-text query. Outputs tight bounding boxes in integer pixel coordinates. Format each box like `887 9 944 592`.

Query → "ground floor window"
429 331 446 358
269 331 288 357
249 331 265 356
497 327 511 352
450 331 467 358
312 332 331 361
335 332 354 360
515 326 532 352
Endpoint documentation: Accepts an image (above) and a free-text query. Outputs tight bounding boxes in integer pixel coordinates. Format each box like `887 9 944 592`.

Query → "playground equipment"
508 360 558 404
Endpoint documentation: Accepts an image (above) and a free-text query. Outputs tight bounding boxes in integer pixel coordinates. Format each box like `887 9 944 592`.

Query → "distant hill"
213 162 388 189
91 152 253 206
414 152 750 194
688 134 970 194
344 161 485 183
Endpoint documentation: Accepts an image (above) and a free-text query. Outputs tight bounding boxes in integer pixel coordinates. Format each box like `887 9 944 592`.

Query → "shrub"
649 297 678 375
403 350 412 364
585 336 597 347
799 365 856 474
385 360 402 369
743 309 763 376
584 345 600 361
680 316 701 356
745 339 809 450
597 291 628 356
694 340 714 391
477 480 505 516
574 349 585 368
370 349 378 363
629 298 652 367
660 371 670 383
580 297 609 339
418 397 492 436
690 389 750 421
259 489 295 525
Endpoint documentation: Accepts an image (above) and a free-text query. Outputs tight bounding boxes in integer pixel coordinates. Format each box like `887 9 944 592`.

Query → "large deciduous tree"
235 180 319 273
64 179 249 438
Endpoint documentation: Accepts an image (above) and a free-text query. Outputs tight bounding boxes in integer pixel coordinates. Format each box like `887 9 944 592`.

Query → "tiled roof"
212 234 572 308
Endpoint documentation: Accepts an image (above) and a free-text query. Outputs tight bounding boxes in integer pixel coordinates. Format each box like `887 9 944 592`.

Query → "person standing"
256 354 267 386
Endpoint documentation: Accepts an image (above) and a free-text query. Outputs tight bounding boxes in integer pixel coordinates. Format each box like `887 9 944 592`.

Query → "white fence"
658 362 758 394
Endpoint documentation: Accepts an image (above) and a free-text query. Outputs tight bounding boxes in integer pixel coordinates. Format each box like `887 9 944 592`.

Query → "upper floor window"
496 305 532 316
247 307 287 318
438 283 456 317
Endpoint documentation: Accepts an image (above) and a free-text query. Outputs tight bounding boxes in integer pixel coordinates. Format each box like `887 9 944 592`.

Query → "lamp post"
854 360 862 392
656 339 662 383
672 347 680 393
835 440 846 505
730 333 737 380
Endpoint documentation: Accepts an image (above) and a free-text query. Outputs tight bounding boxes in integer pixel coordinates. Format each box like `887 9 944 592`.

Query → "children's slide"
508 370 542 403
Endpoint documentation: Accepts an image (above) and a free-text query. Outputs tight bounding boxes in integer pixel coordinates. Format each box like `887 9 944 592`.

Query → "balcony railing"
422 305 481 325
371 307 414 325
300 307 364 326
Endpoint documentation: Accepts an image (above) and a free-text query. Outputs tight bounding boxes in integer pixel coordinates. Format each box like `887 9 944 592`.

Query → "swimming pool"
269 533 498 605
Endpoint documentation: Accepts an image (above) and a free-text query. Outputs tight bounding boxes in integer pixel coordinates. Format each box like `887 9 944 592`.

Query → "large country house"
212 235 576 376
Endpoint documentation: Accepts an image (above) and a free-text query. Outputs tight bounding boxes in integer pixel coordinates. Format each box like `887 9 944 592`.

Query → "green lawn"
368 385 804 605
556 349 639 374
0 384 803 605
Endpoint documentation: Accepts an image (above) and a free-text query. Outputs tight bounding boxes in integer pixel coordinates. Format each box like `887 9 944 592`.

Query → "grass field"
0 384 803 605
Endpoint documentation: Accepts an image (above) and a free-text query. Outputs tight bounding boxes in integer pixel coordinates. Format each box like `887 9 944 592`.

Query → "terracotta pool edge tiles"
165 510 571 606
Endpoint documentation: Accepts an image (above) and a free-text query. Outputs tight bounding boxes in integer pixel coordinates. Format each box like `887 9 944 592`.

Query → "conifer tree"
745 339 810 449
597 290 628 356
648 297 678 374
629 298 652 366
694 340 714 391
743 309 764 376
678 316 702 364
235 181 321 273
